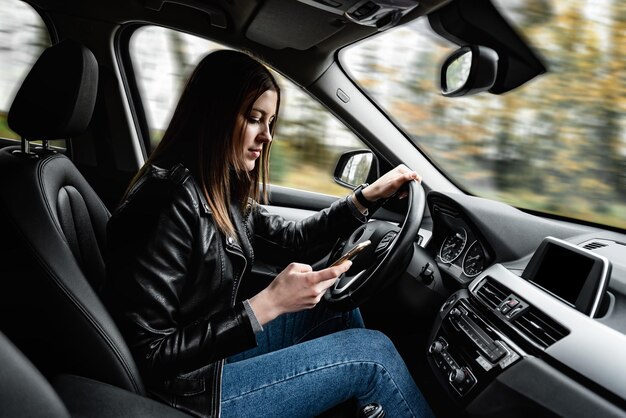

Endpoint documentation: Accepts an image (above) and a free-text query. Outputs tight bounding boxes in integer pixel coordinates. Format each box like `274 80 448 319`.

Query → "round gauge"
463 240 486 277
439 228 467 263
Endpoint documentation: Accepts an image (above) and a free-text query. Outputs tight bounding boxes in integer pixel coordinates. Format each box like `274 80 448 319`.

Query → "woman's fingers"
304 260 351 285
365 165 422 201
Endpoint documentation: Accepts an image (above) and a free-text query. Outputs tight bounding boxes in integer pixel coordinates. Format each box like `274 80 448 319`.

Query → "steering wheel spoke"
324 181 426 311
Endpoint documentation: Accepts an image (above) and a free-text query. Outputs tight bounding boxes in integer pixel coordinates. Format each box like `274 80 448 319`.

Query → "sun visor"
428 0 547 94
246 0 419 50
246 0 347 50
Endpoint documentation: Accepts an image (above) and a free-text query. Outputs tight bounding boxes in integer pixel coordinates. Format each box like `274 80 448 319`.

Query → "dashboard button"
449 308 462 319
429 341 444 354
449 368 466 385
507 299 520 307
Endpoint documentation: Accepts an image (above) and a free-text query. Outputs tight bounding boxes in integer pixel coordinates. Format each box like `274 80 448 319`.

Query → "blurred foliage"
0 0 50 140
0 113 13 139
3 0 623 228
345 0 626 229
132 26 365 198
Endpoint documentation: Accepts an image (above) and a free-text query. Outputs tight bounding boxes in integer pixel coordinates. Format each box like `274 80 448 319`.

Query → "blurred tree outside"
0 0 50 139
5 1 622 228
344 0 626 229
131 26 366 197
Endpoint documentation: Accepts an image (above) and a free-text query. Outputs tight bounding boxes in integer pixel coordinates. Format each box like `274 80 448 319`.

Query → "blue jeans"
221 303 434 418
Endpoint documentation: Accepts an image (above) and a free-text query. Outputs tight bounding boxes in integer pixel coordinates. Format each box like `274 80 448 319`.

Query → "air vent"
582 241 608 250
513 308 568 349
433 203 460 218
474 279 509 309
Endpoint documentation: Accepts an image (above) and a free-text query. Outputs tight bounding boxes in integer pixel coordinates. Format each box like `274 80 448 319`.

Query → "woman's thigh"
228 303 364 364
221 328 433 418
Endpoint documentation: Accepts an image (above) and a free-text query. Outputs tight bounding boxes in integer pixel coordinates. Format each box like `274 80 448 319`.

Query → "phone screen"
330 240 371 267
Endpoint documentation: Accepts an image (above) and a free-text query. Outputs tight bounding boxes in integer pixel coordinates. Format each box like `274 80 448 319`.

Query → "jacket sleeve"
252 196 366 252
106 178 256 377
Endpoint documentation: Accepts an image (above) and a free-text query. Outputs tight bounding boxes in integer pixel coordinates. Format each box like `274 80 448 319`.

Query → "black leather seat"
0 39 376 418
0 330 70 418
0 328 191 418
0 39 143 395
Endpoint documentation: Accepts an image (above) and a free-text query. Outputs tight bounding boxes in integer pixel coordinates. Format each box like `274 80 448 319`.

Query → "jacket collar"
165 162 252 261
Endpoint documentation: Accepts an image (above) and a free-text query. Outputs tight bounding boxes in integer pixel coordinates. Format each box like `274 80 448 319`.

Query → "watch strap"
354 183 376 209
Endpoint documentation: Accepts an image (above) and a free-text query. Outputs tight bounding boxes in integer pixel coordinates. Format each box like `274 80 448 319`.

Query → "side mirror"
441 45 498 97
333 150 379 188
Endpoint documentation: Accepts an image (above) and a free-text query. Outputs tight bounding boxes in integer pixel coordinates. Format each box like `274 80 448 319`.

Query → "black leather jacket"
105 164 364 417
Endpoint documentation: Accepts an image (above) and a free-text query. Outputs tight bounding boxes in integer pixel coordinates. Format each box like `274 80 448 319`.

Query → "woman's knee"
339 329 401 362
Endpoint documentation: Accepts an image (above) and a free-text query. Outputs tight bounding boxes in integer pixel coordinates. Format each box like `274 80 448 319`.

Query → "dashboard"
421 191 626 417
261 190 626 416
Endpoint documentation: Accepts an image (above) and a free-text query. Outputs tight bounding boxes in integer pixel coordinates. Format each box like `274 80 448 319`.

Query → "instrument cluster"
431 209 491 282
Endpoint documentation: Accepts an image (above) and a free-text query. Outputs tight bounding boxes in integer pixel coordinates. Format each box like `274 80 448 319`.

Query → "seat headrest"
8 39 98 141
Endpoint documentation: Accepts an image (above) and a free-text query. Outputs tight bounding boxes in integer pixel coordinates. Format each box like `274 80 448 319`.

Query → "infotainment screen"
522 237 611 317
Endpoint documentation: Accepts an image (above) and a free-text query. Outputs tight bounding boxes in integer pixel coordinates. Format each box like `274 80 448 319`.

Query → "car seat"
0 38 382 418
0 329 70 418
0 39 143 394
0 328 193 418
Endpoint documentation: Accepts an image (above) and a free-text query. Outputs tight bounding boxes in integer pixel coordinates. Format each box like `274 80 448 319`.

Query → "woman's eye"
248 117 261 124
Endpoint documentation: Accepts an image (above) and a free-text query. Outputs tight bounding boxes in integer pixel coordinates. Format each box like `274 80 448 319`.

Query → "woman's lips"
249 149 261 158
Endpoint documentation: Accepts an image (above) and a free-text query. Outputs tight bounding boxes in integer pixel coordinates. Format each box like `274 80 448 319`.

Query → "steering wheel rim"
324 180 426 311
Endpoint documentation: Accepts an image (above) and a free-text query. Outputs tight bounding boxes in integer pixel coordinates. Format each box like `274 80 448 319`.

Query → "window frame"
119 23 373 197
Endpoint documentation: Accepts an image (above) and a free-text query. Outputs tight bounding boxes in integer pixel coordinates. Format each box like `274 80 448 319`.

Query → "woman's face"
238 89 278 171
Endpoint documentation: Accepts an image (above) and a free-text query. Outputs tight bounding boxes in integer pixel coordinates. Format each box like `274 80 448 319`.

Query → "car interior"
0 0 625 417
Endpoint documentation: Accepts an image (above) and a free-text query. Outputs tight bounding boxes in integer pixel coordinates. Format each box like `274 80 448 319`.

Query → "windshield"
343 0 626 230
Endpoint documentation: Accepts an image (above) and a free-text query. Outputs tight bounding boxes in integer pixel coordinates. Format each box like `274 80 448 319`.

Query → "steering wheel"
324 180 425 311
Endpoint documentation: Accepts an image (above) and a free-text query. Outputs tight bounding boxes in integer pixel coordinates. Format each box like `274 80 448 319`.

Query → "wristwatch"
353 183 376 210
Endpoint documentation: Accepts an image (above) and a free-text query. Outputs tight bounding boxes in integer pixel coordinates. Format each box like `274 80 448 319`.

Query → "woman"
106 49 433 418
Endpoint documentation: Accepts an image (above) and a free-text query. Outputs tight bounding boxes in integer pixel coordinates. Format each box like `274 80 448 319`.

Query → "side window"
130 26 367 196
0 1 51 141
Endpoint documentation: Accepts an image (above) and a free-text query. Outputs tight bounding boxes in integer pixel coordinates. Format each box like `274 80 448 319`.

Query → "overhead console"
299 0 418 30
427 237 626 416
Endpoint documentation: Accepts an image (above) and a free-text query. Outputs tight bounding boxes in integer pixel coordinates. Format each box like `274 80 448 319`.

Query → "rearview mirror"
333 150 379 188
441 45 498 97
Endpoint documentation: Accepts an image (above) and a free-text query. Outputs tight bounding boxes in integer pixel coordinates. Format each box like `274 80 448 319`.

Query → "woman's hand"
248 260 352 326
362 164 421 202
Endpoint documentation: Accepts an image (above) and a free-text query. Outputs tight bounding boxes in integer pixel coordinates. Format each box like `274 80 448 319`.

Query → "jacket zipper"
217 239 246 418
224 237 247 306
189 178 248 418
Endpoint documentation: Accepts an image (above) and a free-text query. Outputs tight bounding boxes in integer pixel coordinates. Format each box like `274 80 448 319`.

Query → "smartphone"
330 240 371 267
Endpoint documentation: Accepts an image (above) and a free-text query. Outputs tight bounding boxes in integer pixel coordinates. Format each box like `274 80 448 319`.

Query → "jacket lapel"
229 202 254 266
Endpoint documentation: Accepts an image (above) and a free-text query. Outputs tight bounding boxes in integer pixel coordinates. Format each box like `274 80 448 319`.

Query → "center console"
426 236 619 407
427 286 530 402
428 293 522 398
427 269 575 407
426 258 626 417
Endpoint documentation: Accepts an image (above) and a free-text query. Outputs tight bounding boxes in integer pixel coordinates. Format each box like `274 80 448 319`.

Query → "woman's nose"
258 123 272 143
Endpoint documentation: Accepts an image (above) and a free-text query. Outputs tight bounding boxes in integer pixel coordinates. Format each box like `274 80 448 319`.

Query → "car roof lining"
26 0 451 87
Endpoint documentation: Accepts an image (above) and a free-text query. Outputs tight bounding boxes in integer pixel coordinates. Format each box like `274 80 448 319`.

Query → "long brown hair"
130 50 280 238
